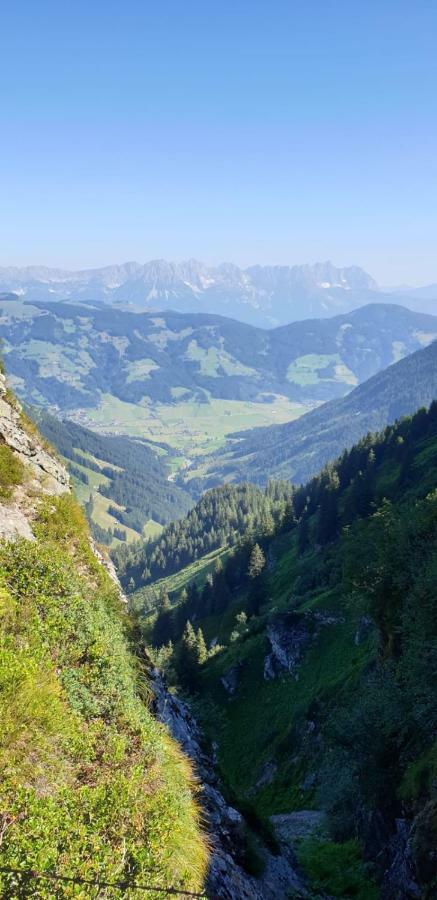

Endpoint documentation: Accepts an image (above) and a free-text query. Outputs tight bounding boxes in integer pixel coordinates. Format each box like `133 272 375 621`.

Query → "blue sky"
1 0 437 283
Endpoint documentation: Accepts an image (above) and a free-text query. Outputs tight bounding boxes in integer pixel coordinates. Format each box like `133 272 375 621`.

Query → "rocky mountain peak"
0 259 382 325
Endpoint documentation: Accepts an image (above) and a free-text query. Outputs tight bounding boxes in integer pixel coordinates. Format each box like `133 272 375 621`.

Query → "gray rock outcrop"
270 811 326 850
0 374 70 540
381 818 421 899
220 662 243 696
0 373 69 493
264 610 343 680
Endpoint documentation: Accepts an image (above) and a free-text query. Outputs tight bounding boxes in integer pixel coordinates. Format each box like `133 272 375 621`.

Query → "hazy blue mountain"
196 337 437 487
389 282 437 317
0 258 402 326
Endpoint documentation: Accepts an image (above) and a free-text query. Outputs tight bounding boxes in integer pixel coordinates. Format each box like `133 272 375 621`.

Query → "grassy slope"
132 546 230 610
193 537 374 817
0 488 207 896
33 410 184 546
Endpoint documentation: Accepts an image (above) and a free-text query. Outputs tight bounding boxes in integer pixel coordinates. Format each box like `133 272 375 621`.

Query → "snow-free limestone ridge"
0 259 382 326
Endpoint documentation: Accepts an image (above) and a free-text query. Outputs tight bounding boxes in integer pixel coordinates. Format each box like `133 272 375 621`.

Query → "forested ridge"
136 402 437 898
34 409 192 539
2 295 436 411
114 480 294 590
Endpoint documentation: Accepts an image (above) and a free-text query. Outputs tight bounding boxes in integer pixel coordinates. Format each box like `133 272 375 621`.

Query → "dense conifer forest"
114 481 294 589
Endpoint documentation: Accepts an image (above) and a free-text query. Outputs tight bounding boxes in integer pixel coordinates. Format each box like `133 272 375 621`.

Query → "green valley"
4 4 437 896
200 336 437 488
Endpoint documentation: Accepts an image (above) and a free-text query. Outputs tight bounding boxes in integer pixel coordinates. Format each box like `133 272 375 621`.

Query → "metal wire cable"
0 866 208 897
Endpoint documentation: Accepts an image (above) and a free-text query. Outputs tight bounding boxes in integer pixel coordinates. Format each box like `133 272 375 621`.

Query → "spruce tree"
177 620 199 691
196 627 207 665
248 543 266 580
247 544 267 616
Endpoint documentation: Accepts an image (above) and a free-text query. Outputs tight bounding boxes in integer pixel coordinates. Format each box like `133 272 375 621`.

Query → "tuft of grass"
0 443 25 500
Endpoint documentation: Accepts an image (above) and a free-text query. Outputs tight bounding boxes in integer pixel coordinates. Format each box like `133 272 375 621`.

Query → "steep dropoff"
0 378 307 897
0 378 208 898
151 668 307 899
137 401 437 898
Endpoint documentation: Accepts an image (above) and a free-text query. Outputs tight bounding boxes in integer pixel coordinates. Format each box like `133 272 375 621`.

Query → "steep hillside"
0 374 208 896
32 408 192 545
200 336 437 486
141 403 437 899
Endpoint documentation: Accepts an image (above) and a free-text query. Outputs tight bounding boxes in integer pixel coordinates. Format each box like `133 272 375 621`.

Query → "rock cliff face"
150 668 308 899
0 372 69 540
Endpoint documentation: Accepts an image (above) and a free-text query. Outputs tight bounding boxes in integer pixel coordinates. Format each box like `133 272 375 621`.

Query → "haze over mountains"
2 259 437 326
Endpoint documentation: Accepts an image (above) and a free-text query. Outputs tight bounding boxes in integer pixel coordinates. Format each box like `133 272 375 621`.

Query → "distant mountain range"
198 336 437 488
2 258 436 326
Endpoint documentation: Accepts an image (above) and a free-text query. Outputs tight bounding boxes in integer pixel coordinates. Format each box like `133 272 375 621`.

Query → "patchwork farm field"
70 392 310 455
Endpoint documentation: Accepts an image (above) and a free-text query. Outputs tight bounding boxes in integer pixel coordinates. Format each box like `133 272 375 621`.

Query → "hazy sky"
2 1 437 284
